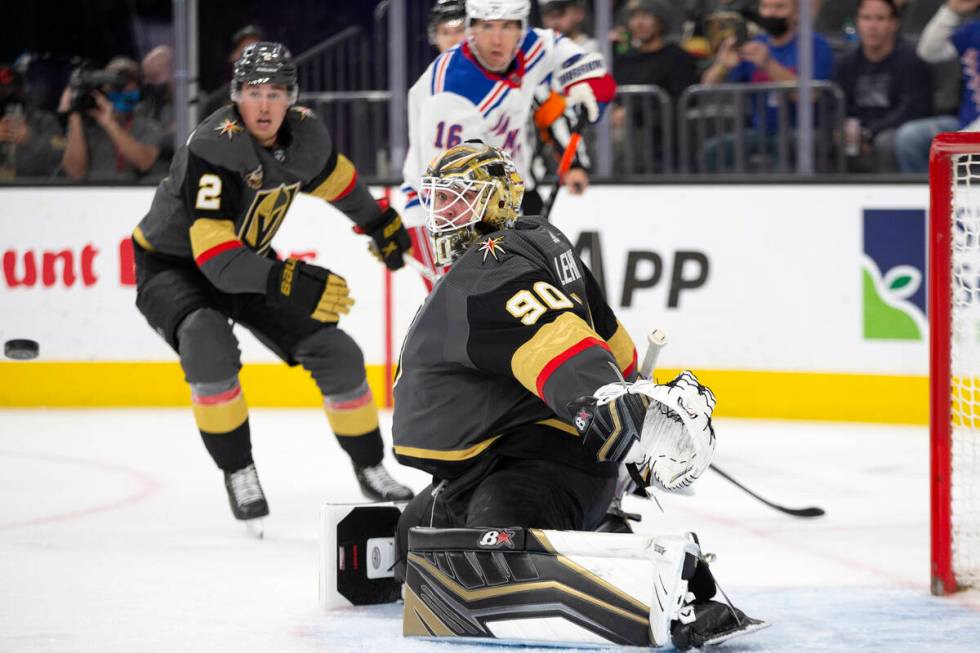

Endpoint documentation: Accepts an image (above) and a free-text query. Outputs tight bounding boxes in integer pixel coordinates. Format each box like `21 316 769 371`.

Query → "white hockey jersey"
400 28 594 224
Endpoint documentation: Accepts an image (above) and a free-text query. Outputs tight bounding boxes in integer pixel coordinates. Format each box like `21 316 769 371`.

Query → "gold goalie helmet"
420 141 525 267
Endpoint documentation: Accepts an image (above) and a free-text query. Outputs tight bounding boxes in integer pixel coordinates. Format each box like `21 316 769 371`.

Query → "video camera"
68 66 126 113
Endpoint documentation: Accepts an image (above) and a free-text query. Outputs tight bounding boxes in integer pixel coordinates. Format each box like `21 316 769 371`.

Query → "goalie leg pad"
403 526 700 648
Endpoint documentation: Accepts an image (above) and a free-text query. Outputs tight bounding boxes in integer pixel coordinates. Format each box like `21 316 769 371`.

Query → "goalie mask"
420 141 525 267
231 41 298 104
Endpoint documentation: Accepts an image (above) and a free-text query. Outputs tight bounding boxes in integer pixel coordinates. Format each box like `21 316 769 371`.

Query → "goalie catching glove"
570 371 717 492
266 258 354 323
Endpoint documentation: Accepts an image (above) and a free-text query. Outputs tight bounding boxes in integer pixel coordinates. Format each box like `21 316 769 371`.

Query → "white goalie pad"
625 371 717 492
532 530 702 647
404 527 701 648
319 502 403 609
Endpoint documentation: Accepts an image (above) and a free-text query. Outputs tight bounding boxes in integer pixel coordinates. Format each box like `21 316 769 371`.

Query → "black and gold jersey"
392 216 638 480
133 105 381 293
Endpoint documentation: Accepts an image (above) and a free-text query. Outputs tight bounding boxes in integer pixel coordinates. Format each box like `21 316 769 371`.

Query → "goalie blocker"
319 505 766 649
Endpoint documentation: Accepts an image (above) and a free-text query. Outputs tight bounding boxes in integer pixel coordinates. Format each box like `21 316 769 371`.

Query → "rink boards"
0 183 930 423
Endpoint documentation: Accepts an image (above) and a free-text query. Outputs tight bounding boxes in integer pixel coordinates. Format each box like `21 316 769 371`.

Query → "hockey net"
931 132 980 595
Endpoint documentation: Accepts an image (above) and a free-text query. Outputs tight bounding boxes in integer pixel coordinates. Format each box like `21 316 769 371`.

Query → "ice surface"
1 410 978 652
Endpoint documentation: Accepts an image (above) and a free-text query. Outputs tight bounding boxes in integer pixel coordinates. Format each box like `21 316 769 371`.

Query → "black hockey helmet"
231 41 297 104
429 0 466 35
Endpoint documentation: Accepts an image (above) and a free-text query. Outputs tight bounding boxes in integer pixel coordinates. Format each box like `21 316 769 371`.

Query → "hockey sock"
191 378 253 472
324 383 383 467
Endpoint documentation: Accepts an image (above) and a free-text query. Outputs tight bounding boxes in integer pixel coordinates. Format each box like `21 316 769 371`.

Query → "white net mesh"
949 153 980 590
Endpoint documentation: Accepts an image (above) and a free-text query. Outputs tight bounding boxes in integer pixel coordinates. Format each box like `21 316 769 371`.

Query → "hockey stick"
404 251 440 284
540 109 588 222
638 330 826 519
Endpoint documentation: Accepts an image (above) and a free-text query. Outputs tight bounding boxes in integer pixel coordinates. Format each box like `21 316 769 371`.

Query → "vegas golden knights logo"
239 182 300 253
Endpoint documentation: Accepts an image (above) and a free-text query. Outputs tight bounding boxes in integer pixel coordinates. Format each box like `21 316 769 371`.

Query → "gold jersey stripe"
535 418 579 437
394 435 502 461
132 226 155 252
189 218 239 260
192 392 248 433
511 312 602 397
607 322 636 373
325 401 380 437
308 154 356 202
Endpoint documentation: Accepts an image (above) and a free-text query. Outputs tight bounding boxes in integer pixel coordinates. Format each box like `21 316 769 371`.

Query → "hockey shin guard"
324 381 383 467
191 377 253 472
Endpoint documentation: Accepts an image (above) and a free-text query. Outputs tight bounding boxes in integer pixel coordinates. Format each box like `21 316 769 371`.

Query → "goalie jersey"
134 105 381 293
392 217 638 480
400 28 602 218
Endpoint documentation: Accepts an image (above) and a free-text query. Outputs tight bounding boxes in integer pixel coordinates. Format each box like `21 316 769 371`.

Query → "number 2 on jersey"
434 122 462 149
195 174 222 210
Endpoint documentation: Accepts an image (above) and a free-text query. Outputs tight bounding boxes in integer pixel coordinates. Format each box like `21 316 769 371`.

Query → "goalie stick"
638 330 825 519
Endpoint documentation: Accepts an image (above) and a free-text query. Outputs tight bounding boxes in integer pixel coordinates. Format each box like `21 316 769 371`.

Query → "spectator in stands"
542 0 599 52
141 45 176 179
610 0 698 172
893 0 980 172
60 57 162 182
613 0 700 96
699 0 835 172
201 25 266 117
0 62 63 180
836 0 932 172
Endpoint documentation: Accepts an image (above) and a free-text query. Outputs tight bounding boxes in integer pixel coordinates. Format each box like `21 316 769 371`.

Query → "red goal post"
930 131 980 596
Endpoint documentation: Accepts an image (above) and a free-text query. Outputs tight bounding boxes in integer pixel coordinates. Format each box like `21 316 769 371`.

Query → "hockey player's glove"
363 205 412 271
266 258 354 323
569 382 649 464
557 52 616 123
627 372 717 493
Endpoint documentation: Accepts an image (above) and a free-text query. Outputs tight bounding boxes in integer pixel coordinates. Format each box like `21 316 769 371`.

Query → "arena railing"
613 84 675 175
294 26 376 93
676 80 846 175
299 91 393 179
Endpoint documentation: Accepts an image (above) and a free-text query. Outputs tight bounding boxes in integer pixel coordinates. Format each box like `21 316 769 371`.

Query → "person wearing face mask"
60 57 162 181
700 0 834 172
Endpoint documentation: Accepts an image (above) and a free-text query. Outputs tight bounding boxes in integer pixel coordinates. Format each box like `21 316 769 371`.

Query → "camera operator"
0 63 63 180
59 57 162 182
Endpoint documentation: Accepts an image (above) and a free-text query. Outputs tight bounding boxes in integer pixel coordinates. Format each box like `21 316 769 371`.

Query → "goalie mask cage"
930 132 980 596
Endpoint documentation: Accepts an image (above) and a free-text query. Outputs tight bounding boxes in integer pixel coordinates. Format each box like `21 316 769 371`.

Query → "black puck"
4 339 40 360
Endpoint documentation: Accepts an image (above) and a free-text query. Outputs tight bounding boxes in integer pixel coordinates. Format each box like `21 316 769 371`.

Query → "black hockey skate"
353 463 414 502
224 463 269 521
671 533 769 650
671 600 768 649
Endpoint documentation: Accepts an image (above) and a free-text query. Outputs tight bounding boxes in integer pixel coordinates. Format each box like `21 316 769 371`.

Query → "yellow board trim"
309 154 356 202
0 363 929 424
